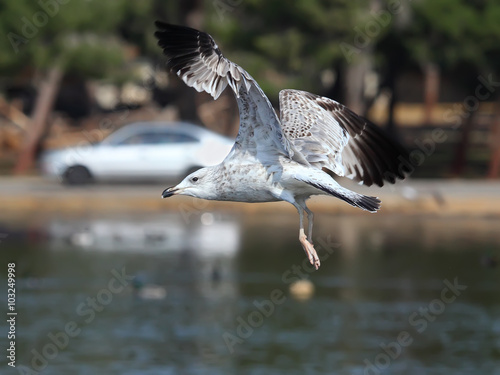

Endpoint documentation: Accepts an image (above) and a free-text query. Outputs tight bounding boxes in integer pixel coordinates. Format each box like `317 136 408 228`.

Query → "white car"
40 122 234 184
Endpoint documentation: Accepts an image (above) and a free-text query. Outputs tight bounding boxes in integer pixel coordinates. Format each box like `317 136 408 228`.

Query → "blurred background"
0 0 499 374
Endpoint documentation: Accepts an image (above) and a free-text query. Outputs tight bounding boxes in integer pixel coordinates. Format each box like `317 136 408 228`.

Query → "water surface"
0 212 499 374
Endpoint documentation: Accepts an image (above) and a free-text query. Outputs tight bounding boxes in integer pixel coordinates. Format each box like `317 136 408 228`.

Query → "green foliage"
205 0 500 96
0 0 156 78
403 0 500 71
205 0 369 98
2 0 500 99
60 35 125 78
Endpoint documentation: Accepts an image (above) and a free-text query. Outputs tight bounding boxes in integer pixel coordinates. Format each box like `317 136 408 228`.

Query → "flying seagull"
155 22 410 269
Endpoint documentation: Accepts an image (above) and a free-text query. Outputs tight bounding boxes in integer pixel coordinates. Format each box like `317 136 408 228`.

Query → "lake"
0 210 499 374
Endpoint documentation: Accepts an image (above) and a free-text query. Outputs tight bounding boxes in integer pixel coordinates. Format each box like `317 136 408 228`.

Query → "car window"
117 131 199 145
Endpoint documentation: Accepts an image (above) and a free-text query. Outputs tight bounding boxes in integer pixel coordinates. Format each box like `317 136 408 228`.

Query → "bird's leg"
297 206 320 270
304 206 314 244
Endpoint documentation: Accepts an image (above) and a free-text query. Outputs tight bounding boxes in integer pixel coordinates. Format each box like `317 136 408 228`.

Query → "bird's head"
162 167 218 200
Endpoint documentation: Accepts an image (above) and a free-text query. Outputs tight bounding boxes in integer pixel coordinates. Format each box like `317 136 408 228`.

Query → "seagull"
154 22 410 270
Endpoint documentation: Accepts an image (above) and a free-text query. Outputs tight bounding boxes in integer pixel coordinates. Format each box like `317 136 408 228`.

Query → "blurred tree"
203 0 428 141
488 104 500 178
400 0 500 175
204 0 500 176
4 0 500 177
374 30 410 137
156 0 206 124
0 0 154 173
204 0 374 108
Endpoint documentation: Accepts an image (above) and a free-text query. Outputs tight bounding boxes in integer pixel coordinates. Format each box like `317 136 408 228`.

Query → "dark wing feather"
154 22 252 99
279 89 410 187
154 22 295 160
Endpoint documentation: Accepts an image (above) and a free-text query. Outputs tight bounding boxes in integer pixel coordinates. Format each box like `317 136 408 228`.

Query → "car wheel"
63 166 93 185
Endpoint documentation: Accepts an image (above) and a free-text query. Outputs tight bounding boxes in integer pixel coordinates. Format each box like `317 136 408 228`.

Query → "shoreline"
1 176 499 218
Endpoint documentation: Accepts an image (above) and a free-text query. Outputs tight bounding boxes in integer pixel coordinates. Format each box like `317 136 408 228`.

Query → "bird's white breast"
214 161 282 203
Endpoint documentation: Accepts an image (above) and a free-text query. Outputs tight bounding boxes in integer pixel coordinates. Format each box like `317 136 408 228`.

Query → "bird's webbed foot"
299 230 320 270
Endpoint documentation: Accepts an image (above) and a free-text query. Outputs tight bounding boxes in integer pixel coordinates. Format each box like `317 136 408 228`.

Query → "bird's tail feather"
294 175 381 213
351 194 381 212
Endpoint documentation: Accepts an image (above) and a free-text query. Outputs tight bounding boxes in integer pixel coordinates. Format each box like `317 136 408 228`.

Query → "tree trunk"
384 57 399 139
387 87 398 136
14 65 64 174
487 99 500 179
423 62 440 125
173 0 205 126
489 148 500 179
451 110 476 176
344 57 369 115
378 30 404 140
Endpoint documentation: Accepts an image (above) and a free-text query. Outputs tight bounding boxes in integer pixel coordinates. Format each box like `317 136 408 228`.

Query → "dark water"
0 211 499 375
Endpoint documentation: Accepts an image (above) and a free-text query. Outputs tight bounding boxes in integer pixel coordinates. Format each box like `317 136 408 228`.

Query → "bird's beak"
162 186 179 198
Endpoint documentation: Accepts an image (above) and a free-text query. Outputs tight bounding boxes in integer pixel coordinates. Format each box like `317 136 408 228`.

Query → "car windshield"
115 131 199 145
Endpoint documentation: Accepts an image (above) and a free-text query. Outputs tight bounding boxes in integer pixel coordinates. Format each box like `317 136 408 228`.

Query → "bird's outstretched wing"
279 89 411 187
154 22 296 161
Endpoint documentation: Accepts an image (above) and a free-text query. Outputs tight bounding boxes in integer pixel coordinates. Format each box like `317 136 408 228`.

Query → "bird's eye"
191 177 199 182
